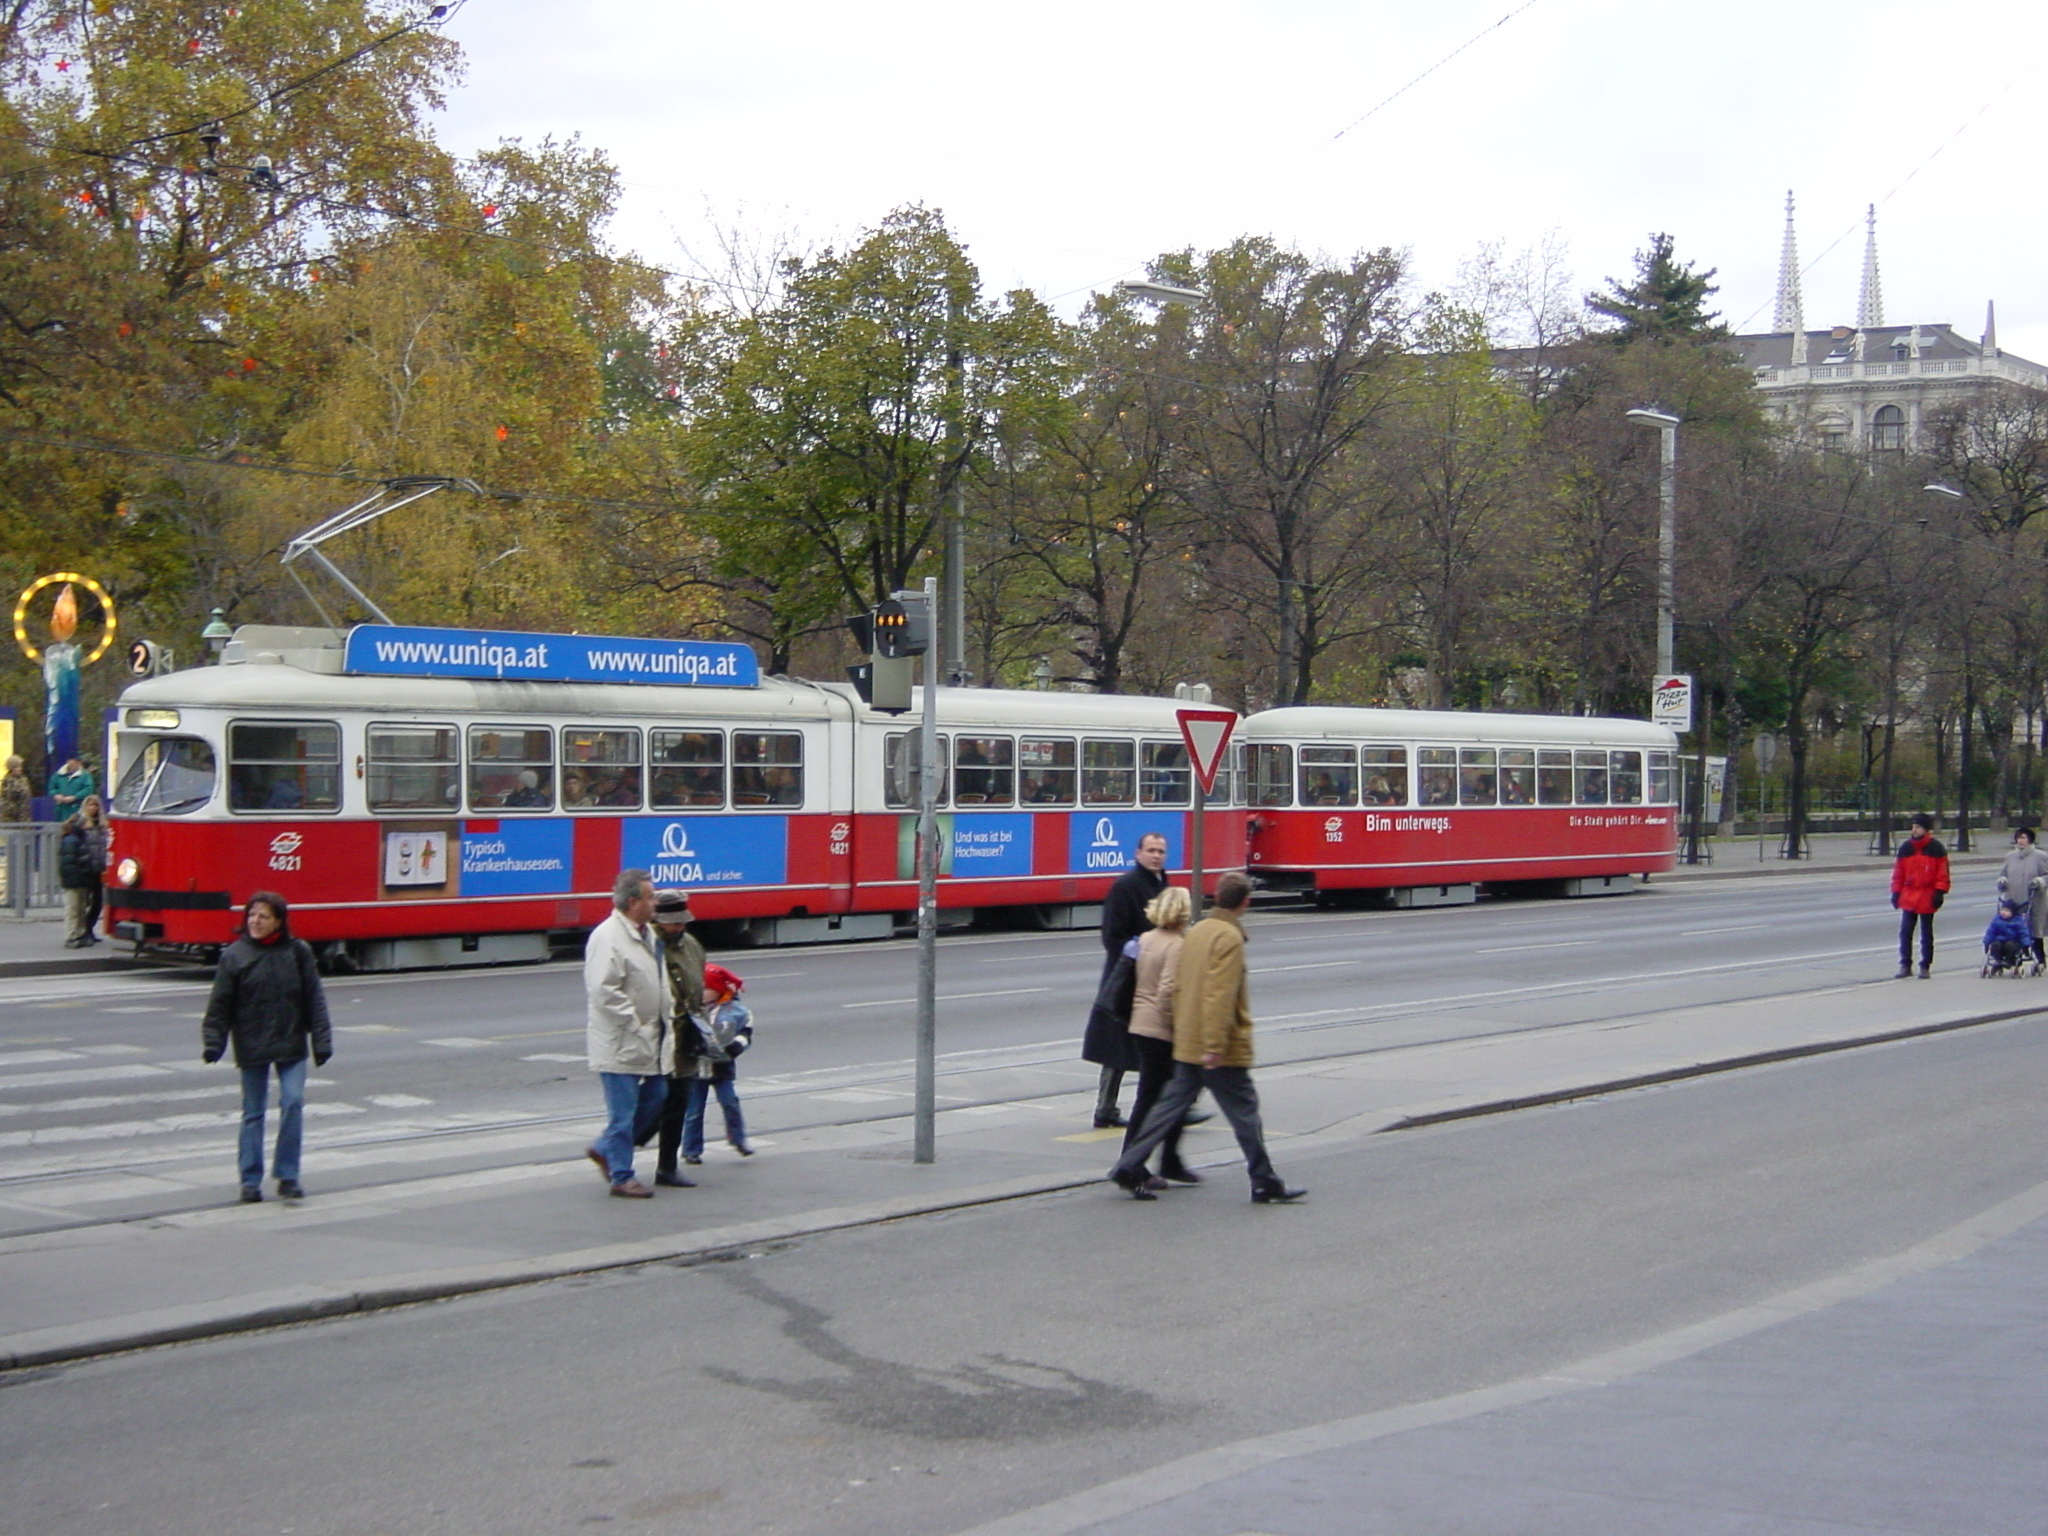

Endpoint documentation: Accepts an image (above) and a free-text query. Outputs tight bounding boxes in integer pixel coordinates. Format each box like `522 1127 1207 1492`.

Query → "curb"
7 1001 2043 1372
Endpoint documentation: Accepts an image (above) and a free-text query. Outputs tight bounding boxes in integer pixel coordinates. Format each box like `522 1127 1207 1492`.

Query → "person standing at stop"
1892 812 1951 979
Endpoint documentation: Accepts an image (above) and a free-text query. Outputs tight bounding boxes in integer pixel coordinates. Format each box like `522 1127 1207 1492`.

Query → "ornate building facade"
1729 194 2046 450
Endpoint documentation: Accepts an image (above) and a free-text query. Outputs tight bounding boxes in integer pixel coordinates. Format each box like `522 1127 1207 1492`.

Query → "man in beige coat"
1108 871 1304 1203
584 868 674 1198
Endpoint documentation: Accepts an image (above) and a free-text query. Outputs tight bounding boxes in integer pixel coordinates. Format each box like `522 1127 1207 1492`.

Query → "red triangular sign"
1177 708 1238 795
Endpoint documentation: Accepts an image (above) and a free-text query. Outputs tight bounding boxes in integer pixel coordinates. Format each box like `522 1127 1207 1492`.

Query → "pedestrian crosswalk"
0 993 1110 1235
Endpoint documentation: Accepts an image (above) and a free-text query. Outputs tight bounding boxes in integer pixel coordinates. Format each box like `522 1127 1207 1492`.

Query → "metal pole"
1189 778 1206 919
1655 420 1677 679
914 575 940 1163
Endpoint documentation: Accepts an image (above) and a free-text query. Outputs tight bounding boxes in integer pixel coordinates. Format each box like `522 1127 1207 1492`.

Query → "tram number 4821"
268 832 305 872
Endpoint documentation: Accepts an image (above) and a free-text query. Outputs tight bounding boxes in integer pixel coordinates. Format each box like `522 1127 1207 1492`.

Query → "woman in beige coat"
1120 886 1199 1190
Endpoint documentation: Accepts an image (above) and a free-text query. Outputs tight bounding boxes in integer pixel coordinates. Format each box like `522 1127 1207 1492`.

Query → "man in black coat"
1094 832 1168 1127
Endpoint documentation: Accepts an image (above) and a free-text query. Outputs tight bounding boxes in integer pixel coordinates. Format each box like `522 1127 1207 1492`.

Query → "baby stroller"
1980 899 2034 978
1994 873 2047 977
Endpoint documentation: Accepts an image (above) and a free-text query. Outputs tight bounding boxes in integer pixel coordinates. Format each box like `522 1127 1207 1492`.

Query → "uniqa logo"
1091 817 1119 848
269 832 303 856
658 822 695 858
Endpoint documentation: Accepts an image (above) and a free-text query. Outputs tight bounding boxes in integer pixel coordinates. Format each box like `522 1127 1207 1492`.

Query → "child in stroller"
1981 899 2033 977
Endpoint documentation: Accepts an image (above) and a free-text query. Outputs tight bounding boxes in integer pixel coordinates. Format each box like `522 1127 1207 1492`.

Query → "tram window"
733 731 803 807
228 721 340 812
1609 750 1644 805
1417 748 1456 807
1019 737 1075 805
885 733 950 809
469 727 554 812
1647 751 1675 805
1500 749 1536 806
1574 749 1610 805
1297 746 1356 806
1457 748 1497 806
954 736 1015 805
112 737 216 816
367 725 459 813
1362 747 1408 806
1537 750 1573 805
1208 747 1237 807
1142 741 1191 807
1245 744 1293 808
650 730 724 809
1081 739 1136 805
562 728 642 811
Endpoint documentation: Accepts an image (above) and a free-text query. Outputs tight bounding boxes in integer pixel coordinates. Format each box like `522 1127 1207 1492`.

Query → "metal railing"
0 824 66 913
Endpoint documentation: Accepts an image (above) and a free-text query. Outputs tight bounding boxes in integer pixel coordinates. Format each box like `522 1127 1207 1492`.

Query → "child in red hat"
681 963 754 1163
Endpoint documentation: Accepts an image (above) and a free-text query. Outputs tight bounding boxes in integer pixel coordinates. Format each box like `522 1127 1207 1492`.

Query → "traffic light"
127 639 167 678
873 591 931 659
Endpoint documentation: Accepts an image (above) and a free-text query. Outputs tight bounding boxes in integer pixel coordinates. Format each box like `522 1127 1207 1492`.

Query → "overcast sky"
431 0 2044 358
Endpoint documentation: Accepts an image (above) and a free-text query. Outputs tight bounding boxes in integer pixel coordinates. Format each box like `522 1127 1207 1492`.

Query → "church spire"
1856 204 1883 330
1774 190 1806 363
1983 299 1999 356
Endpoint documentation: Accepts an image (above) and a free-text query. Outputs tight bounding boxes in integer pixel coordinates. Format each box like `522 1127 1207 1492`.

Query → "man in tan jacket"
1108 871 1304 1203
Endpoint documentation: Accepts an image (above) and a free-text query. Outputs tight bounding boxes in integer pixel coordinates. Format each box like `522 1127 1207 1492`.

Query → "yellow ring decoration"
13 572 116 665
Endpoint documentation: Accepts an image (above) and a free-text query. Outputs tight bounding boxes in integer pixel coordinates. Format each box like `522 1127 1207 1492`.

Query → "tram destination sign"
343 624 760 688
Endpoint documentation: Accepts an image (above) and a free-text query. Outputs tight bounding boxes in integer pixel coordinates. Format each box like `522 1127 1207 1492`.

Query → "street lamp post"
1627 406 1700 862
1923 482 1975 852
1625 407 1680 677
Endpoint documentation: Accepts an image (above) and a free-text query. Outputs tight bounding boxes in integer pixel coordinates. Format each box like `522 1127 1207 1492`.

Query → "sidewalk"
1 960 2039 1373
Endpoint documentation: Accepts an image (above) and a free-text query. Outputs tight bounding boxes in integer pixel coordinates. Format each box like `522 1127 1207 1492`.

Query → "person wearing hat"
1891 811 1951 979
649 888 707 1187
679 962 754 1165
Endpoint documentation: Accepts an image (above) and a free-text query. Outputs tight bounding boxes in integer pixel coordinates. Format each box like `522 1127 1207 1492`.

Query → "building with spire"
1730 196 2044 451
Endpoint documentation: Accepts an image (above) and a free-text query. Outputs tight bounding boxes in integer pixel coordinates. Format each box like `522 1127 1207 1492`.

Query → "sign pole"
914 576 939 1164
1176 703 1238 916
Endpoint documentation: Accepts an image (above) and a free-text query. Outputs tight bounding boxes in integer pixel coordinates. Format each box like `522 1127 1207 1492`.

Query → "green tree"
1585 233 1724 344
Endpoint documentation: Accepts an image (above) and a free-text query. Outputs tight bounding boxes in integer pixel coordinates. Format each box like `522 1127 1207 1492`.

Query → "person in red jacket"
1892 812 1952 978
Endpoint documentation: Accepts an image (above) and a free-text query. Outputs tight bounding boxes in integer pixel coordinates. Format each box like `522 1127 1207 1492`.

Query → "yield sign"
1177 708 1238 796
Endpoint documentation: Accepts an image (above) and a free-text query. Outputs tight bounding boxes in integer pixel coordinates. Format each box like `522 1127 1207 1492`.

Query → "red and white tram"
102 622 1679 965
1240 707 1680 904
104 625 1242 967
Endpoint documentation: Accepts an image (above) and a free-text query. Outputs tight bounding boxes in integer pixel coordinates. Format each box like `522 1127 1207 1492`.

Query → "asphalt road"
0 865 2000 1235
7 993 2048 1535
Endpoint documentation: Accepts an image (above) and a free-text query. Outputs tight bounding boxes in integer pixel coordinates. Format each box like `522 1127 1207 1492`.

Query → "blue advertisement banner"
460 819 574 897
1068 812 1185 875
621 815 789 889
344 624 759 688
949 814 1035 879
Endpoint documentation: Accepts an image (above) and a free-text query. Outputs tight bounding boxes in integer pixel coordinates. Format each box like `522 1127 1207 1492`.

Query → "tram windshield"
113 736 217 816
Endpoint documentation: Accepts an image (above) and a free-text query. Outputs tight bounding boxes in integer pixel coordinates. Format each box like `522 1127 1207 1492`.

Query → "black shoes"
1161 1167 1202 1185
277 1180 304 1200
1919 963 1932 979
1111 1170 1157 1201
1094 1112 1127 1129
653 1169 695 1188
239 1186 262 1204
730 1139 753 1157
1181 1110 1213 1127
1894 964 1912 979
1250 1179 1307 1204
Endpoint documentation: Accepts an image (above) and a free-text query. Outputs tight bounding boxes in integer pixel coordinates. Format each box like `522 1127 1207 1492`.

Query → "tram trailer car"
1241 707 1680 906
104 625 1244 969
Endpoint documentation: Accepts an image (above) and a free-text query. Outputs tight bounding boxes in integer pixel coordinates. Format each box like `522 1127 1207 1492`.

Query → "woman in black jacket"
201 893 333 1202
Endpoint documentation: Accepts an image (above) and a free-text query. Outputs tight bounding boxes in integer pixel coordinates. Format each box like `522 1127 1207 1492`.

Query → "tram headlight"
115 856 143 888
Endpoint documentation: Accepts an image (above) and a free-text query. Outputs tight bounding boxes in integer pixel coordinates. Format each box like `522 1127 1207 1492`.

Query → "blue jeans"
597 1073 668 1186
239 1057 307 1189
682 1064 746 1159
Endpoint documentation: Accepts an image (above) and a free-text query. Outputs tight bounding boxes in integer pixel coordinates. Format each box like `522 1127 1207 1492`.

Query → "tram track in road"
0 949 1987 1241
